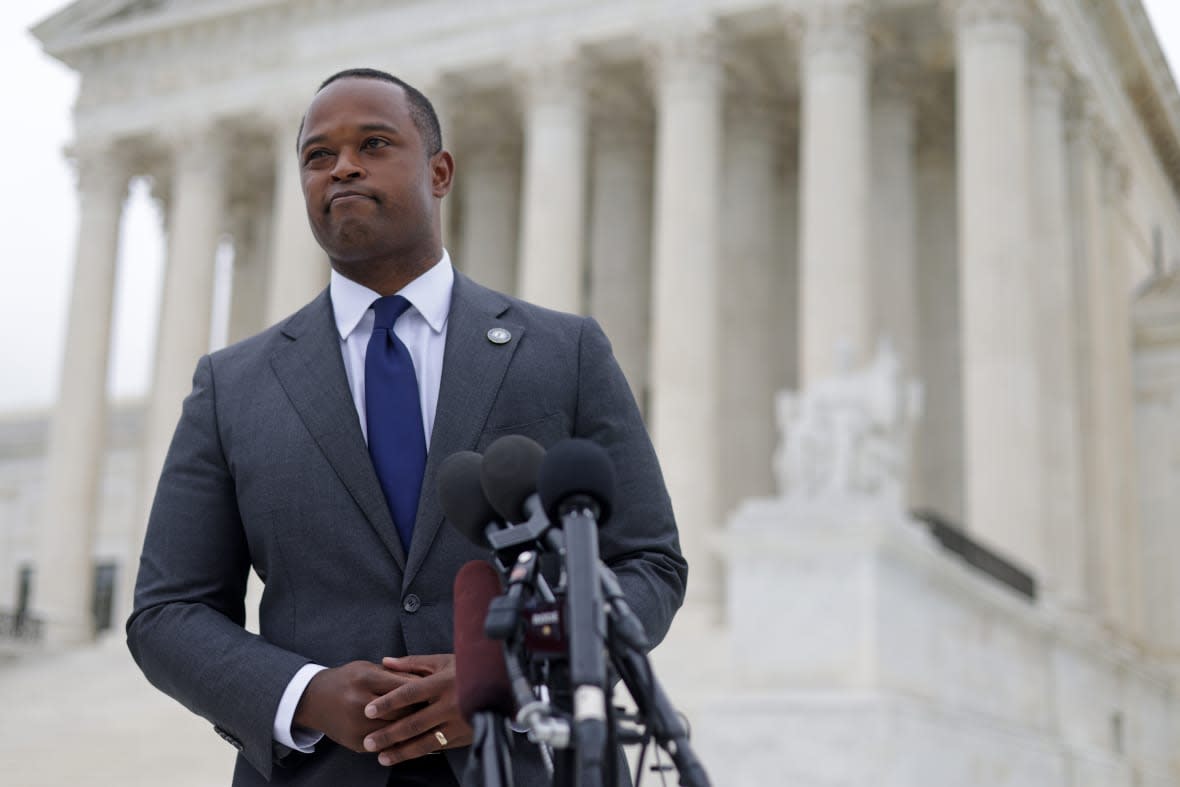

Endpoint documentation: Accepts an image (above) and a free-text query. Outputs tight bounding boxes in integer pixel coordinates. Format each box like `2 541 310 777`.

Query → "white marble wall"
716 496 1178 787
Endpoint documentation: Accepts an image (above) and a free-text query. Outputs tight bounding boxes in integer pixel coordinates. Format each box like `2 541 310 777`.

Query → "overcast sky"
1 0 1178 414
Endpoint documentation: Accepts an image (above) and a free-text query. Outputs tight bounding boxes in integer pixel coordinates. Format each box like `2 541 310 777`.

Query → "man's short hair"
297 68 443 157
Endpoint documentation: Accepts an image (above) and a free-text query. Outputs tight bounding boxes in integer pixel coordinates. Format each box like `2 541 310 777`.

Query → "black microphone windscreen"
453 560 515 721
480 435 546 522
536 438 616 523
438 451 499 546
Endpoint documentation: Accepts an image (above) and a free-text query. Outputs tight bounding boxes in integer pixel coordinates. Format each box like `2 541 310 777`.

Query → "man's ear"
431 150 455 198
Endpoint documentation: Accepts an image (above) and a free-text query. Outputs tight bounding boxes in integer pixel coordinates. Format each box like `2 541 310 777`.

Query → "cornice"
34 0 1180 210
1109 0 1180 200
1037 0 1179 207
69 11 293 115
34 0 287 66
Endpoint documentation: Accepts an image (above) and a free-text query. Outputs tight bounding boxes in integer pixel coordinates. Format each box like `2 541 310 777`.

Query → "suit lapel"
269 291 408 571
404 273 522 586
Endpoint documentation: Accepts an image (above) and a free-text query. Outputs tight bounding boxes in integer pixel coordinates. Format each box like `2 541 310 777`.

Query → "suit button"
403 594 421 613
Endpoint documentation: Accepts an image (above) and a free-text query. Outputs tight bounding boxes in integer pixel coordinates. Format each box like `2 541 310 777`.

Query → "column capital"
1101 142 1132 200
65 142 131 200
160 124 232 177
1065 85 1125 192
1064 88 1129 198
643 15 722 93
947 0 1030 28
1064 85 1100 141
944 0 1031 49
513 44 587 111
1029 45 1070 105
784 0 869 60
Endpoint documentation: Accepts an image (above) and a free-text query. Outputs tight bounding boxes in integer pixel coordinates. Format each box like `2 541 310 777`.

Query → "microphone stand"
560 498 608 787
466 712 512 787
478 504 710 787
608 597 707 787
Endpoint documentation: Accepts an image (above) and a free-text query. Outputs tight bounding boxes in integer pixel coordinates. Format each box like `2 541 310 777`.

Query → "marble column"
36 145 128 646
516 50 588 313
457 127 521 295
1029 51 1087 607
1074 102 1142 633
1131 272 1180 656
779 147 801 393
587 99 653 408
227 201 273 344
134 130 229 586
796 1 871 384
266 111 327 326
647 22 723 607
870 63 918 375
913 130 964 525
427 81 457 250
1106 185 1144 639
954 0 1044 576
720 94 785 513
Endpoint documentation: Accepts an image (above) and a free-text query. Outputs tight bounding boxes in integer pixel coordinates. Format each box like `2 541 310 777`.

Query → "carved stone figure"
773 339 922 508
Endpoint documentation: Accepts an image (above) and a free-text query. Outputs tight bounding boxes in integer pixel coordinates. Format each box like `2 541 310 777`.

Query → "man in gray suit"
127 68 686 786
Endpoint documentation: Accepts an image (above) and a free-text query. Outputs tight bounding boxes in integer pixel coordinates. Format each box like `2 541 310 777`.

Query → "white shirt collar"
330 250 454 342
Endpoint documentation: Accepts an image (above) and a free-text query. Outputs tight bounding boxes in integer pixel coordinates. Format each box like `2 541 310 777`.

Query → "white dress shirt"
272 252 455 752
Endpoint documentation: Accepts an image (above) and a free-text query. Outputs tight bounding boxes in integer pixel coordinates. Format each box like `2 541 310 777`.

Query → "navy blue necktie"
366 295 427 553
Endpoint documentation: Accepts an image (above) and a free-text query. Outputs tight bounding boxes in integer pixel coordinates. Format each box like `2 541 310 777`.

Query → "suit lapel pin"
487 327 511 345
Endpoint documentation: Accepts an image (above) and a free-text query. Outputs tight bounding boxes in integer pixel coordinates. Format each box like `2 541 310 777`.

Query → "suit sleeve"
573 317 688 647
126 355 310 779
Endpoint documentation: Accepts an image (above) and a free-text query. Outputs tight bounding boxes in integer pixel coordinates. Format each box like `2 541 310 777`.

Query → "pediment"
32 0 186 52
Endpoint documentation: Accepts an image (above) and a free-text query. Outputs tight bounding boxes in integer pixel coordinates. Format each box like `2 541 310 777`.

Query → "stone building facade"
2 0 1179 783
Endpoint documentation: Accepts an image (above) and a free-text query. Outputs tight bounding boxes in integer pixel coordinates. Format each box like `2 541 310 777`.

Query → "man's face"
297 78 444 265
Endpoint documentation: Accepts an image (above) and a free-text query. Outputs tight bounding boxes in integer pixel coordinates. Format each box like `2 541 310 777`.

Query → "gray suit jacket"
127 272 687 786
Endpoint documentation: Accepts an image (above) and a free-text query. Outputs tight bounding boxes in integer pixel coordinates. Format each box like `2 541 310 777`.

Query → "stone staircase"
0 634 231 786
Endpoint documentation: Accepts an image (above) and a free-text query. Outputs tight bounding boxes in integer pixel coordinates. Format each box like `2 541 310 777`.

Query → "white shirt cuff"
273 663 328 752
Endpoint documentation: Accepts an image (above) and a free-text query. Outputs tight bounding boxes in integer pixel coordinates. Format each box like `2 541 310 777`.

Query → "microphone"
438 451 503 548
453 560 514 787
479 435 562 557
453 560 514 720
479 437 647 649
481 434 546 523
536 439 617 787
536 438 616 527
454 562 569 766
